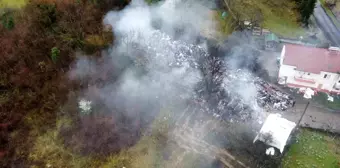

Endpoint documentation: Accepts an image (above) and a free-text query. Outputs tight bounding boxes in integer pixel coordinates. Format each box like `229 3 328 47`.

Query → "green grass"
263 18 304 38
225 0 304 38
313 92 340 110
282 129 340 168
0 0 27 8
214 10 234 37
255 1 304 38
28 117 103 168
320 0 340 30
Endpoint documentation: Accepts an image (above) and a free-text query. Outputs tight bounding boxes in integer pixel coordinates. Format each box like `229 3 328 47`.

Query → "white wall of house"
318 71 340 91
278 64 317 88
278 64 340 92
280 45 285 65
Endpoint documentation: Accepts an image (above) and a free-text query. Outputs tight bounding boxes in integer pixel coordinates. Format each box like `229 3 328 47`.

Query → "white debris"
265 147 275 156
303 88 314 99
327 95 334 102
78 99 92 114
298 87 306 93
278 77 286 85
244 21 251 26
213 113 221 118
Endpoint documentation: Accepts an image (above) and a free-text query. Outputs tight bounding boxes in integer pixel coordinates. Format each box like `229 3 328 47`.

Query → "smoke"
64 0 276 166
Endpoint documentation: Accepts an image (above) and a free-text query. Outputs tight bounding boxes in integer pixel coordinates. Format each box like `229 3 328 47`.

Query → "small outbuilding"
253 113 296 155
265 33 280 51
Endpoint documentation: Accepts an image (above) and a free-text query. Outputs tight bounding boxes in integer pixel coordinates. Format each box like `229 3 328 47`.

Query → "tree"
294 0 317 26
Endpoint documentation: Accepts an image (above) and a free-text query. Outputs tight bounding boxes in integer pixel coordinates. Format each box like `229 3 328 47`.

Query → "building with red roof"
278 44 340 93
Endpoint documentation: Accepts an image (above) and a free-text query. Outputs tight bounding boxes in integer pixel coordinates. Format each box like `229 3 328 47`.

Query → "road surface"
313 1 340 46
274 98 340 134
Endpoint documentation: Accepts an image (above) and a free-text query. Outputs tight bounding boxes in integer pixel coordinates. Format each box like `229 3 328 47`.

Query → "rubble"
127 30 295 122
255 78 294 111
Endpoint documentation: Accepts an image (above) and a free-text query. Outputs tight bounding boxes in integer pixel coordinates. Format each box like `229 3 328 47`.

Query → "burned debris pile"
137 30 295 122
255 79 295 111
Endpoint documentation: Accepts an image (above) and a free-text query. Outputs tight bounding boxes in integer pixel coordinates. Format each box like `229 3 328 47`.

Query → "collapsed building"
128 30 295 123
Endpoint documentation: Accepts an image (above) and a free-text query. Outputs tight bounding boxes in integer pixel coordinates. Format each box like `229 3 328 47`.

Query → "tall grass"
0 0 27 8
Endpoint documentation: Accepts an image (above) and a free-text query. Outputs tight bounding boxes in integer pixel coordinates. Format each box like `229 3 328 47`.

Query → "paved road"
314 1 340 46
274 98 340 134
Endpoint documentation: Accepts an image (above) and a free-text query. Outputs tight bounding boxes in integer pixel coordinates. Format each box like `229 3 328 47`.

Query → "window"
324 74 328 78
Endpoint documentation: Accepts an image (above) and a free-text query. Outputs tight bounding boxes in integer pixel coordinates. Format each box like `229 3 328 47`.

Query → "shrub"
0 0 129 166
1 13 15 30
51 47 60 63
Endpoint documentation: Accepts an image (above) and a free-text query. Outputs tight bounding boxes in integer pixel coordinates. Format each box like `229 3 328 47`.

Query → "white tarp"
328 94 334 102
253 113 296 153
303 88 314 99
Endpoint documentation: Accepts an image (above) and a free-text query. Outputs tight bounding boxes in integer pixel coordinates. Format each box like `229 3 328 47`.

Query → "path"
314 1 340 46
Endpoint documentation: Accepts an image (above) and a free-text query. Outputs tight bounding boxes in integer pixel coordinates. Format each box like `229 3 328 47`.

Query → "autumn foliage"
0 0 128 166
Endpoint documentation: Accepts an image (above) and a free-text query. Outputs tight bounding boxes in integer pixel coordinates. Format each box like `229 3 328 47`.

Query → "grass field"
282 129 340 168
312 92 340 110
226 0 304 38
256 2 304 38
0 0 27 8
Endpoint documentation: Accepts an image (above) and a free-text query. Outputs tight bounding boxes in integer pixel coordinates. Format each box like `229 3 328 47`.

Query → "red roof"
283 44 340 74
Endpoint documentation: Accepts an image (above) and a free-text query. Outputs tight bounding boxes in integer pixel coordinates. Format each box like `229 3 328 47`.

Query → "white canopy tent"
253 113 296 153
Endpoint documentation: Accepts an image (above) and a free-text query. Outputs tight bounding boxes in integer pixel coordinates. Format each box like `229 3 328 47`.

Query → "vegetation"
294 0 317 26
51 47 60 63
0 0 27 8
320 0 340 29
220 0 304 37
214 10 236 38
312 92 340 110
1 12 14 30
282 129 340 168
99 114 215 168
28 118 103 168
0 0 127 167
26 110 213 168
0 0 329 167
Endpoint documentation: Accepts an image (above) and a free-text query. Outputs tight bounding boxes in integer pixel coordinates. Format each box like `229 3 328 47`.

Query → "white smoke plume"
65 0 278 166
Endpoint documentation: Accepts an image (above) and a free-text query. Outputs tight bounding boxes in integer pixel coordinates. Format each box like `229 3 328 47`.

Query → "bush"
0 0 127 166
1 13 15 30
51 47 60 63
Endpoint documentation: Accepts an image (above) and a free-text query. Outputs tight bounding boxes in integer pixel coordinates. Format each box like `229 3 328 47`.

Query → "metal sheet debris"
254 113 296 153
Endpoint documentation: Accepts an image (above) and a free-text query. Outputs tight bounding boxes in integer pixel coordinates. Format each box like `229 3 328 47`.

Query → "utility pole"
297 101 310 126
